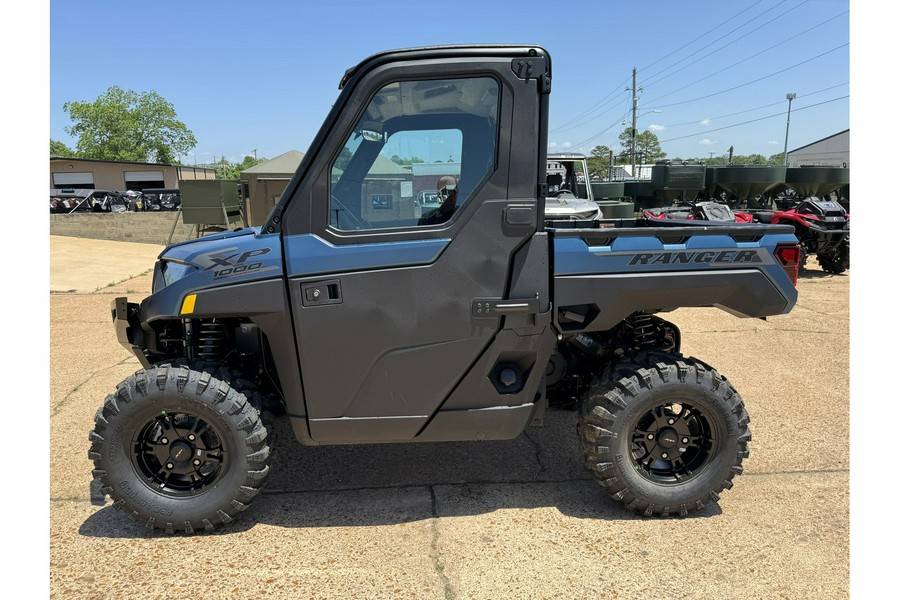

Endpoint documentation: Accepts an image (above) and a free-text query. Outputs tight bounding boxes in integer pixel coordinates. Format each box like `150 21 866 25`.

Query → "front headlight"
153 260 198 292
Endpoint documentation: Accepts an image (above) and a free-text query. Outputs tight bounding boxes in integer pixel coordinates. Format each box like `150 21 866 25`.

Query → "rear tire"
578 352 750 516
88 365 272 533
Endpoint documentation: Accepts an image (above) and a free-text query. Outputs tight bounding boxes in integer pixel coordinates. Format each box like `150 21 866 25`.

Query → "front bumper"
111 297 151 368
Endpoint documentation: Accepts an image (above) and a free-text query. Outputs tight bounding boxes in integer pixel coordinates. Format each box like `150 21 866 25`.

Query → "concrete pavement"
48 236 850 599
50 235 163 294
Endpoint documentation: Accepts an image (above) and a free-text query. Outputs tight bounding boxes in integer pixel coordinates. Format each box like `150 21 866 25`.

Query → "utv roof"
50 188 112 198
339 44 550 89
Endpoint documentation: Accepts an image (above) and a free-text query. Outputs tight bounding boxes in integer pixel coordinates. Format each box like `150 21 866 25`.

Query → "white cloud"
698 139 714 146
700 118 711 126
767 139 780 145
648 124 665 132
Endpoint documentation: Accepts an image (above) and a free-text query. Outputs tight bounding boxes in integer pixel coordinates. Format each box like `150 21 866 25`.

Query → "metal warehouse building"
786 129 849 168
49 157 216 192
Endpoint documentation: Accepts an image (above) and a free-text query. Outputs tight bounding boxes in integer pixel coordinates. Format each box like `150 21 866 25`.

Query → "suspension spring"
624 313 658 350
197 320 228 361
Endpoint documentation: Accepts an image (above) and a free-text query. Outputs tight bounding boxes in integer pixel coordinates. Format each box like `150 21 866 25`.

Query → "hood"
160 227 266 265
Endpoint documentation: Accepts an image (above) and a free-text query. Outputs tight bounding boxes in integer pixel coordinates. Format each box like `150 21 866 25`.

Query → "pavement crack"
51 356 135 417
522 428 546 479
428 486 455 600
794 304 851 319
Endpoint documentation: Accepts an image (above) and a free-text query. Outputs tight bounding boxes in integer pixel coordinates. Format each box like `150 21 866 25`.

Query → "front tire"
88 365 272 533
578 353 750 517
817 237 849 274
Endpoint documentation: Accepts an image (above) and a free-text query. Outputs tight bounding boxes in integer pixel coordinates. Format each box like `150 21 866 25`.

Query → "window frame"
301 72 504 245
324 75 501 236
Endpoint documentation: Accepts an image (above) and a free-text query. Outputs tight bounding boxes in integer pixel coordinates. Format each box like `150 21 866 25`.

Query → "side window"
329 77 499 231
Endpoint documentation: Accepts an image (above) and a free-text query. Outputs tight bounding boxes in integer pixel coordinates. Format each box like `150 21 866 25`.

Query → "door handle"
472 296 540 317
300 279 342 307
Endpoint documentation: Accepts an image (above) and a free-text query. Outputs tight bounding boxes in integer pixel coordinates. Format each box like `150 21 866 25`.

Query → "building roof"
370 154 410 175
241 150 305 176
48 156 214 170
789 129 849 154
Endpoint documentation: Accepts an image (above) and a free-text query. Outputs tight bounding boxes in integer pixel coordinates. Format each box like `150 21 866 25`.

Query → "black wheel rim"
630 402 716 484
132 411 227 497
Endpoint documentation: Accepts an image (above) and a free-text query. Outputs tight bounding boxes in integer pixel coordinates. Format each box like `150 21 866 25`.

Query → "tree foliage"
215 155 268 180
674 152 785 166
50 139 75 157
390 155 425 166
618 128 666 164
62 86 197 164
585 145 613 179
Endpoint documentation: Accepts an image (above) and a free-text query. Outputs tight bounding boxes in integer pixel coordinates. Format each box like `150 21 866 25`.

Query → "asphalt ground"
47 235 851 599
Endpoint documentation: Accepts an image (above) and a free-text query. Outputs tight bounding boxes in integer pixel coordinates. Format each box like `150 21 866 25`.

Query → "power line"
657 95 848 143
554 1 845 142
551 76 631 133
662 82 848 128
568 96 633 151
554 1 794 135
646 9 847 101
640 0 769 74
555 1 773 136
643 0 802 86
646 43 848 109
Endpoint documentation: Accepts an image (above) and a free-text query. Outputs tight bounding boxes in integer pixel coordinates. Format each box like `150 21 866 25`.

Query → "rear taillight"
775 243 800 286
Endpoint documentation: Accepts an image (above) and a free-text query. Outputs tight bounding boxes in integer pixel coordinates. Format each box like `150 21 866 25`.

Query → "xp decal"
196 247 277 279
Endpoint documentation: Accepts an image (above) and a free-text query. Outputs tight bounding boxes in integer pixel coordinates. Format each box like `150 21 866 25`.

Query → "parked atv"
753 197 849 274
645 198 849 275
642 201 753 223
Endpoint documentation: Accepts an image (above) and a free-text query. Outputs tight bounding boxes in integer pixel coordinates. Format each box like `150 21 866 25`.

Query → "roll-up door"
124 171 165 190
52 172 94 187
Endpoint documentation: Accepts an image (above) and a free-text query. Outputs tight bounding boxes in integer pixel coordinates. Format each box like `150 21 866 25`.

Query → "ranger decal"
628 250 762 266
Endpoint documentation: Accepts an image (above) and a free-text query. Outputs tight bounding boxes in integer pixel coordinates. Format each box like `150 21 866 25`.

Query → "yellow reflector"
180 294 197 315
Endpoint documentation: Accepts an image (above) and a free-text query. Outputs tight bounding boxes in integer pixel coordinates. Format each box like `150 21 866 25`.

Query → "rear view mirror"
356 121 385 143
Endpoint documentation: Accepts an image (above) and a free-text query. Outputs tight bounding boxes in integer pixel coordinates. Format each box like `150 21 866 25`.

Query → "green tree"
218 155 268 180
768 152 785 165
389 154 425 166
50 138 75 157
618 128 666 164
586 145 612 179
62 86 197 164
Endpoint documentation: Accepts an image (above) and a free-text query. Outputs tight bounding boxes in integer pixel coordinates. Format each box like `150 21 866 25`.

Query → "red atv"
752 197 849 274
642 201 754 223
644 198 849 274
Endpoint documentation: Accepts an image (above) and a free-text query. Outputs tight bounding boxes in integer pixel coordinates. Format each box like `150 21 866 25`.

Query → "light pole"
783 93 796 166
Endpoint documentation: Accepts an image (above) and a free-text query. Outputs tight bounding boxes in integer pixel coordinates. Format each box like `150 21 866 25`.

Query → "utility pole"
631 67 638 178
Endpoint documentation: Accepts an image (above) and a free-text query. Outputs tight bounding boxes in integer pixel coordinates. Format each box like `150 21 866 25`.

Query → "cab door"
277 48 551 443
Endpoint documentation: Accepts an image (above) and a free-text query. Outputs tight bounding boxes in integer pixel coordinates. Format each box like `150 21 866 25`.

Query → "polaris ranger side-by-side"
90 45 800 533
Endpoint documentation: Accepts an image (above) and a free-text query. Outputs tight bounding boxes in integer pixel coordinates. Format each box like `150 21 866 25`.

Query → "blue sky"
48 0 851 165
